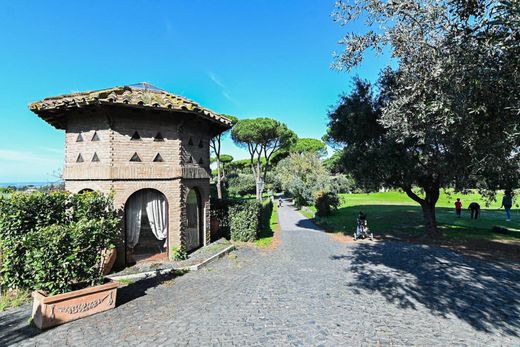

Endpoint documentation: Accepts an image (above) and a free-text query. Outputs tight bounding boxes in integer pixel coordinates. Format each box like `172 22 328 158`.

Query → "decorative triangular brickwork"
154 132 164 142
76 133 83 142
198 157 203 165
92 153 100 162
130 152 141 162
91 131 100 141
198 139 204 148
131 131 141 141
76 154 84 163
186 155 193 164
153 153 164 162
188 137 194 146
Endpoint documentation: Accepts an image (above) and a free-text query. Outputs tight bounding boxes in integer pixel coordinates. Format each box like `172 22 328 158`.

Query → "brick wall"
63 106 215 263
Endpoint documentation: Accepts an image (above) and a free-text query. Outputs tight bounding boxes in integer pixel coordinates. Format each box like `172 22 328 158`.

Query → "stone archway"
124 188 168 264
186 188 203 252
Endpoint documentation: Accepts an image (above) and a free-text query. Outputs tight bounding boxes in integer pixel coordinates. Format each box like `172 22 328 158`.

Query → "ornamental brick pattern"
30 84 231 265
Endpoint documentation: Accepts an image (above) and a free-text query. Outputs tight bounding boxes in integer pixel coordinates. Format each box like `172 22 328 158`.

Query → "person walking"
501 190 513 221
468 202 480 219
455 198 462 218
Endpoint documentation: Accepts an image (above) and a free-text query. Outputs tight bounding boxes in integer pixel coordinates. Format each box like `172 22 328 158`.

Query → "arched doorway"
186 188 203 252
125 189 168 264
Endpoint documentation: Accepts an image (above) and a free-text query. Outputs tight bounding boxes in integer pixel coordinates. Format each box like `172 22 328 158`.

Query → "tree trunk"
404 186 441 239
420 201 441 238
216 160 222 200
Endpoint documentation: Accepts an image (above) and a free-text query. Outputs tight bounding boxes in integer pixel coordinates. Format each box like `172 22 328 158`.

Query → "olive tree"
329 0 520 237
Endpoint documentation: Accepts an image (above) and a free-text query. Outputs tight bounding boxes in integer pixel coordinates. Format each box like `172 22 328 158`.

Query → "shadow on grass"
116 270 186 307
332 241 520 336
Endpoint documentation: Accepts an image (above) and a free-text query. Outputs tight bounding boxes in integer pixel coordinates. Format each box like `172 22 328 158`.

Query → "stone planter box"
31 280 118 330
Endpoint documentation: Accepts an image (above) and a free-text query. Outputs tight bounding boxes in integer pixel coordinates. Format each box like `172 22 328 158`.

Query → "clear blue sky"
0 0 388 183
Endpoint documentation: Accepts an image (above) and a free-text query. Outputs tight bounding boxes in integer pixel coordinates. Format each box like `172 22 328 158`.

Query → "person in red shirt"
455 198 462 218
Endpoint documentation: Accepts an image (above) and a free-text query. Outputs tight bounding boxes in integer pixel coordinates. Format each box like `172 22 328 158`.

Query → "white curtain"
126 193 143 248
145 190 168 247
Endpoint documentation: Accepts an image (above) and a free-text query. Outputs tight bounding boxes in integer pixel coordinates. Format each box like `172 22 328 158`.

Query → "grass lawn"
255 203 279 248
303 191 520 242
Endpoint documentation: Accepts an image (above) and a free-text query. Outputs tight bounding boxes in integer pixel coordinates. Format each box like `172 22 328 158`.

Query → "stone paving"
1 203 520 346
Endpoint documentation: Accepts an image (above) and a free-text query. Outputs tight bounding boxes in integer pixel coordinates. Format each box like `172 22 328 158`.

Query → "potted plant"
0 191 121 329
28 219 121 329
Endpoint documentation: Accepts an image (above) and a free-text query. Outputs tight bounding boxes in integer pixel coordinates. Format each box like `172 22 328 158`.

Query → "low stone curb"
107 244 236 282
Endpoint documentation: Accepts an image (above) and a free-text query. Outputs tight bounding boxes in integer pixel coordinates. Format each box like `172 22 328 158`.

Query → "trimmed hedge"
229 201 261 242
314 191 340 217
0 191 120 294
211 199 274 242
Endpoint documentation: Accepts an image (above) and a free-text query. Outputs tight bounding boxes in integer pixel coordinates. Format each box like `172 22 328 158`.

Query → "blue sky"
0 0 388 183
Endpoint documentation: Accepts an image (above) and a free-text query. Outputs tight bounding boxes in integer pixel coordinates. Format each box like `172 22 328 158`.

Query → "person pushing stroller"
354 211 373 241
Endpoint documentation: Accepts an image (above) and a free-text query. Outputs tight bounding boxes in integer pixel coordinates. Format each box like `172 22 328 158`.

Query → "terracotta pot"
100 248 117 276
31 280 118 330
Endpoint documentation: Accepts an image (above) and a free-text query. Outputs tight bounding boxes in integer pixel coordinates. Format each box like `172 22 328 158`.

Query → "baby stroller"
354 212 373 241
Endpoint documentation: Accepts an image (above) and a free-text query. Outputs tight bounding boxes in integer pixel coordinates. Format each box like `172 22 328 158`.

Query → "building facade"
29 83 232 266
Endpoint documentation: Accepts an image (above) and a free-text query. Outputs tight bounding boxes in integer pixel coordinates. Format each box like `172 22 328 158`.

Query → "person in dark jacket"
501 191 513 221
468 202 480 219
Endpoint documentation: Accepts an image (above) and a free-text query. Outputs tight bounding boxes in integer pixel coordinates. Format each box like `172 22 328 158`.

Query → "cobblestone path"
1 203 519 346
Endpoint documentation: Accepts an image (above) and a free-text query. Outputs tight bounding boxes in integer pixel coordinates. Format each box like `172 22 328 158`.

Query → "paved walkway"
1 203 520 346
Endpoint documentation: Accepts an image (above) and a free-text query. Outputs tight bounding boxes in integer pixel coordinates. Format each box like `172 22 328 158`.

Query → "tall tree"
210 114 238 199
329 0 520 237
231 118 297 201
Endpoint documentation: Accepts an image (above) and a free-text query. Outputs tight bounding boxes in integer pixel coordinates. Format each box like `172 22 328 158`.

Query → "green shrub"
227 174 256 197
171 245 188 261
260 200 273 230
211 199 273 242
229 200 261 242
210 198 233 240
314 191 340 217
0 191 120 294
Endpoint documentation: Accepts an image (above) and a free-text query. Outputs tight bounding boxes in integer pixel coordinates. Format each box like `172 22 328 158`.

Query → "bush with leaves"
0 191 120 294
314 191 340 217
229 200 261 242
227 174 257 197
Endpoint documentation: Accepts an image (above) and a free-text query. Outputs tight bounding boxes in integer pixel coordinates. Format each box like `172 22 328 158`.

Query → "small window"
154 132 164 142
188 137 193 146
76 154 84 163
198 140 204 148
198 157 203 165
153 153 164 162
131 131 141 141
76 133 84 142
92 131 100 141
130 152 141 162
186 155 193 164
92 153 100 162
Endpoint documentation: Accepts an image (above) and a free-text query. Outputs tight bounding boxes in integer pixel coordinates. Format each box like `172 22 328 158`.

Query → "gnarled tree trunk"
404 185 442 239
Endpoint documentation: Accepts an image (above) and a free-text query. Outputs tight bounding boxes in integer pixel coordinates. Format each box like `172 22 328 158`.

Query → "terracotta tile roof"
29 82 233 130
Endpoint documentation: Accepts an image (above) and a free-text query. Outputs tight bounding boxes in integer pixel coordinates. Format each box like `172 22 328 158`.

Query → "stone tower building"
29 83 232 265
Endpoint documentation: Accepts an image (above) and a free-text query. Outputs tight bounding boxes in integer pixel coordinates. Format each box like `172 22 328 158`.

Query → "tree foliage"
329 0 520 237
231 117 297 200
210 114 238 200
275 152 337 208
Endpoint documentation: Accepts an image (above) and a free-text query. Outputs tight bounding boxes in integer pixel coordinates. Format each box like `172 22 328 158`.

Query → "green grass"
304 191 520 241
0 289 30 312
255 203 279 248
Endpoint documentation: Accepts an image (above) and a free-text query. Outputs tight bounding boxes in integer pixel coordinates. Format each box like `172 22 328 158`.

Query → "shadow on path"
117 270 186 306
332 242 520 336
295 218 324 232
0 307 40 346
